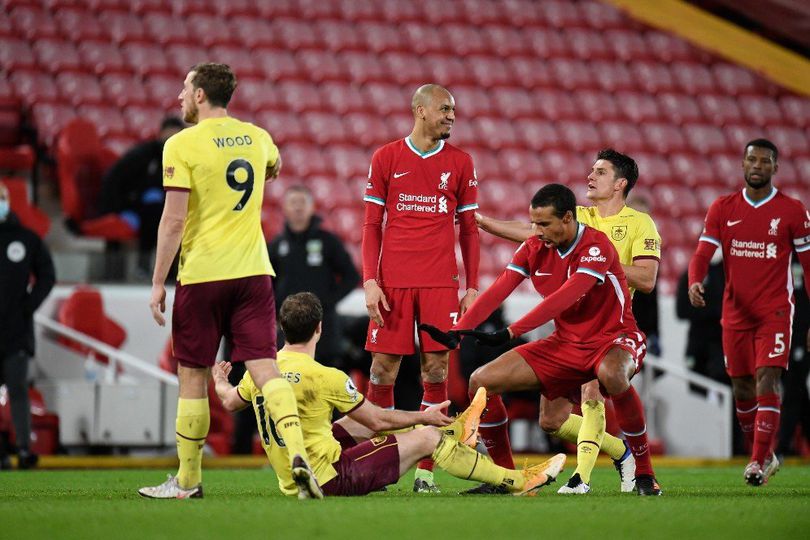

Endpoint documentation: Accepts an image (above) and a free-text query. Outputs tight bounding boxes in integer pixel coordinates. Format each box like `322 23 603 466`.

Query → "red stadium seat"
78 42 131 75
357 21 409 54
645 31 705 63
557 120 603 153
130 0 171 15
479 179 527 215
463 0 511 25
361 83 410 115
778 95 810 129
170 0 218 16
297 0 341 21
57 285 126 364
450 86 496 118
738 95 784 127
581 1 628 30
98 11 148 44
213 0 260 18
100 73 151 108
712 63 764 96
516 119 560 151
565 28 614 61
574 90 621 122
123 105 166 139
723 125 759 153
297 50 350 83
319 21 366 52
327 145 371 179
3 177 50 238
767 126 810 158
56 72 105 107
29 103 77 146
343 112 395 148
541 1 585 29
475 117 519 150
303 112 350 146
658 93 703 125
0 39 38 72
526 28 573 59
795 157 810 185
710 154 744 188
485 26 535 58
605 29 654 62
501 0 545 28
492 88 539 120
33 39 84 74
499 149 544 183
9 71 61 107
9 5 60 40
426 55 477 87
78 105 128 138
143 12 193 46
632 153 674 184
695 185 726 213
547 58 590 91
697 95 743 126
121 42 174 78
401 23 447 55
340 52 389 84
229 78 282 114
671 62 719 95
328 206 364 245
668 153 716 190
144 74 181 110
106 136 139 158
467 55 519 88
683 123 731 155
539 149 591 184
338 0 382 22
642 123 689 154
589 60 636 93
508 57 553 90
445 24 491 57
165 44 209 78
308 176 356 211
630 62 677 93
253 49 305 82
209 46 264 80
382 52 432 86
318 81 365 115
254 111 309 145
281 144 335 177
656 217 689 247
651 184 699 218
231 17 280 50
272 18 324 51
615 91 662 123
470 150 501 181
278 81 325 114
54 7 108 42
186 13 241 48
599 122 647 154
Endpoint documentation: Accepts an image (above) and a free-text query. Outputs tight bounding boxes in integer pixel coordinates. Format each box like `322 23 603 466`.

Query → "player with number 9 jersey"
162 117 278 285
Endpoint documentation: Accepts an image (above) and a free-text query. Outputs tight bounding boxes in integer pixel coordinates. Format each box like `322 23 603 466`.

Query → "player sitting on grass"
212 292 565 497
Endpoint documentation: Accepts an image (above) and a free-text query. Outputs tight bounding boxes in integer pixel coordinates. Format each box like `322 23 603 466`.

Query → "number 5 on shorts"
770 333 785 357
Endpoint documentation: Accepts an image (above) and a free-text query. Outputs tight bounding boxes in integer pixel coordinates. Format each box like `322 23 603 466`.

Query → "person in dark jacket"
98 116 184 277
268 185 360 368
0 182 55 469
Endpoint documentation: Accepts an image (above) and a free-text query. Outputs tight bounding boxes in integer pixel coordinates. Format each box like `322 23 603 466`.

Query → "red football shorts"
722 320 792 378
365 287 460 355
171 275 277 368
321 435 401 496
515 331 646 401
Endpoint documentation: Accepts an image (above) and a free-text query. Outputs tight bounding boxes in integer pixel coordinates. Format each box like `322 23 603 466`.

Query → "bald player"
362 84 480 492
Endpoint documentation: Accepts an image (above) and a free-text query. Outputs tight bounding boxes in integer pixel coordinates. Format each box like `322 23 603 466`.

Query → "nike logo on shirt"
393 172 410 178
534 271 553 276
727 220 743 226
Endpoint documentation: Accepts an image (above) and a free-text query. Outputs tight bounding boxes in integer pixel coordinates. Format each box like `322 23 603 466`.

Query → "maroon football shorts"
365 287 460 355
515 331 646 401
321 435 400 496
722 320 792 378
171 274 277 368
331 422 359 451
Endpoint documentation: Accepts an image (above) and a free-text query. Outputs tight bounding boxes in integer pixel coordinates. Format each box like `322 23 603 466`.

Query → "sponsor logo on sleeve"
345 378 358 401
164 166 174 179
644 239 660 251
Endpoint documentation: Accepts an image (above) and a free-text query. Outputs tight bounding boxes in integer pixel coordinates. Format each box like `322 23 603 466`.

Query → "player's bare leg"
597 347 661 496
247 358 322 499
414 350 449 493
736 367 782 486
139 366 208 499
368 353 403 410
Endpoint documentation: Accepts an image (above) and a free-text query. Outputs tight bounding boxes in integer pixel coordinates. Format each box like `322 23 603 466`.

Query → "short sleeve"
699 199 723 248
574 237 614 283
456 154 479 214
363 149 387 207
631 213 662 261
162 135 191 191
506 242 531 279
323 368 365 414
264 129 280 168
791 201 810 254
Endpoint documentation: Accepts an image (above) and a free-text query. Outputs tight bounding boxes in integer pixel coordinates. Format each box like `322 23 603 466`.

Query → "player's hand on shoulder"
687 282 706 308
149 283 167 326
421 400 453 427
364 279 389 326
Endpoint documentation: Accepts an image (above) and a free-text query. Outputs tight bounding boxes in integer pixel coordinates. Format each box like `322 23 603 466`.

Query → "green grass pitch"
1 465 808 540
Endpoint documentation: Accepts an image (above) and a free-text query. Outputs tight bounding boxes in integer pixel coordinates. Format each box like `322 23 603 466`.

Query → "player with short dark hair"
424 183 662 496
212 292 564 497
474 149 659 494
688 138 810 486
362 84 480 492
138 63 319 500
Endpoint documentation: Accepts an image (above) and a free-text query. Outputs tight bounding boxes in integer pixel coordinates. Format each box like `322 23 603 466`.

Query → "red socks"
752 393 780 465
417 381 448 472
477 393 515 469
611 386 654 477
367 382 394 410
735 398 758 452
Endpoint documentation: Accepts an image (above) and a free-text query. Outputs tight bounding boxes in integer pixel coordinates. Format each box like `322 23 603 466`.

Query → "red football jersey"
508 224 639 346
698 188 810 329
363 138 478 288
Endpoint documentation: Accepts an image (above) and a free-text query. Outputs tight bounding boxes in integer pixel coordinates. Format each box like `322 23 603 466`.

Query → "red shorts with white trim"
321 435 400 496
365 287 460 355
722 320 792 378
172 275 277 368
515 331 646 401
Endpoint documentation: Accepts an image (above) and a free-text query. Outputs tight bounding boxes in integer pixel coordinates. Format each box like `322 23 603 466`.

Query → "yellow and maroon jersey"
162 116 279 285
698 188 810 329
363 138 478 288
236 351 365 496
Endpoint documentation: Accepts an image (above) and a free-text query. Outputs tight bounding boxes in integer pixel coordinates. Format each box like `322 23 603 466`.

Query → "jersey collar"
742 187 777 208
557 222 585 258
277 350 315 362
405 137 445 159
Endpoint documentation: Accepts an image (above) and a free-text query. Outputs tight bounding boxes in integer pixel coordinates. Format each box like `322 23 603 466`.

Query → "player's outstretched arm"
509 273 597 337
347 400 452 433
475 212 533 244
211 362 250 412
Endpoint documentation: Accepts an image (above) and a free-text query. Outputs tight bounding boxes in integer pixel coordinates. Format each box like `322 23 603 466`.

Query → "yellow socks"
573 400 605 484
175 398 209 489
551 412 627 461
432 434 523 491
261 378 309 466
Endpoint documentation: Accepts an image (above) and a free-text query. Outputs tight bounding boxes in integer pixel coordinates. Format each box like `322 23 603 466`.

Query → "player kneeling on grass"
213 292 565 497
